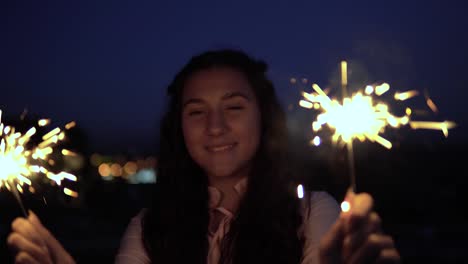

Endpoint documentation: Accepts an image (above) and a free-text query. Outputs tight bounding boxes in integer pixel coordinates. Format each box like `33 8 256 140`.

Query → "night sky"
2 1 468 154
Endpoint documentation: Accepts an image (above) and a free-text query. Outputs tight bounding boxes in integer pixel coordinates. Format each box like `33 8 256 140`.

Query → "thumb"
321 188 355 250
344 187 355 207
319 214 345 260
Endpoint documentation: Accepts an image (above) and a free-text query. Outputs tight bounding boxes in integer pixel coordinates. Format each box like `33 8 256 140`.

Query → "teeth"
209 144 234 152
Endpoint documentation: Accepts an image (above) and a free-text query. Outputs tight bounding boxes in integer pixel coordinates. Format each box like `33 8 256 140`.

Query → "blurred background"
1 0 467 263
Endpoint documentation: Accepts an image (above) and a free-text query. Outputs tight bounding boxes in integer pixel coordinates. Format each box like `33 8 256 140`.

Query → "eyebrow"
221 91 251 101
183 91 251 108
182 98 204 108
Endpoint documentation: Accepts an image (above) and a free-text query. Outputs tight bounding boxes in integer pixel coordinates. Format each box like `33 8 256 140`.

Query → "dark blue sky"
2 1 467 153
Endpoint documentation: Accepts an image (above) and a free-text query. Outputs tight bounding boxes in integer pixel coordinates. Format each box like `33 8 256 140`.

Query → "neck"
208 174 245 193
207 173 248 213
207 164 251 192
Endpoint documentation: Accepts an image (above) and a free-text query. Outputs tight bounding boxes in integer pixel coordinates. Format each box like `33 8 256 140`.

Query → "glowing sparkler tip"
65 121 76 130
394 90 419 101
444 121 457 129
297 184 304 199
426 98 439 113
375 83 390 96
311 136 321 146
16 184 24 193
64 188 78 197
42 127 61 141
405 108 412 116
401 116 409 125
62 149 77 156
341 61 348 88
341 201 351 212
299 100 313 109
409 121 457 137
38 119 50 127
365 85 374 95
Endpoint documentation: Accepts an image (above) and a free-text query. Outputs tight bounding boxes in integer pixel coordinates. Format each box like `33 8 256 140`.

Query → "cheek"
182 119 202 152
237 110 261 149
251 117 262 149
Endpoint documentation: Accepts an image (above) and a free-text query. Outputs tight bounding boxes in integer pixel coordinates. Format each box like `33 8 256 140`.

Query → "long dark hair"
142 49 304 263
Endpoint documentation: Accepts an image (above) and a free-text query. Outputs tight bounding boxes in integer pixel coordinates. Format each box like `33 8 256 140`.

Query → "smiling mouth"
206 143 237 153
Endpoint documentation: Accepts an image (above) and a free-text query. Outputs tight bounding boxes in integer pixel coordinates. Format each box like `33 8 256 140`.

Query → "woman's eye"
227 106 244 111
188 110 204 116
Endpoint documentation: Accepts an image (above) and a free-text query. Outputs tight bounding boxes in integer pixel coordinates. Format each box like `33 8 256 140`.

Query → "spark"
394 90 419 101
409 121 456 138
38 119 50 127
65 121 76 130
62 149 77 156
63 188 78 198
426 98 439 113
375 83 390 96
0 109 79 207
298 67 456 149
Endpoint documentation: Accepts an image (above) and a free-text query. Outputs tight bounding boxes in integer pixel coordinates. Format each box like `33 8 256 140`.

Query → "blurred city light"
93 154 157 183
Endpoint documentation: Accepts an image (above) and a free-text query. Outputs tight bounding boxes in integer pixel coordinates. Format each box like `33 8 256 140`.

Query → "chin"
205 163 247 180
208 167 237 179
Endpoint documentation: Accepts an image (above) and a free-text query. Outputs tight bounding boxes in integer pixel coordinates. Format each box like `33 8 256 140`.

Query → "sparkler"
298 61 456 192
0 109 78 216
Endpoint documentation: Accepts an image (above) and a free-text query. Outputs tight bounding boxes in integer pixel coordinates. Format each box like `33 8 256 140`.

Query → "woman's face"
182 67 261 182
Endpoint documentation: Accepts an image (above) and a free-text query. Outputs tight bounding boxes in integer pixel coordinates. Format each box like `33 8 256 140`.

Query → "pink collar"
207 177 248 209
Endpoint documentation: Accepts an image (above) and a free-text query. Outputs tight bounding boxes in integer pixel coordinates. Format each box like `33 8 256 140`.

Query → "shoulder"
300 192 340 264
300 191 340 238
303 191 340 217
115 209 150 264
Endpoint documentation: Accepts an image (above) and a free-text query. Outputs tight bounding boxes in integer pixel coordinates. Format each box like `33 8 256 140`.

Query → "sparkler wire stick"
341 61 357 192
10 181 28 217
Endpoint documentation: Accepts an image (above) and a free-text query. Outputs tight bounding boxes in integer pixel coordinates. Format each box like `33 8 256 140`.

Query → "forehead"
182 68 254 100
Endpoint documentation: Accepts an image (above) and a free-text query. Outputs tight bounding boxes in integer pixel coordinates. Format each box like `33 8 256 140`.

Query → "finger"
351 192 374 217
376 248 401 264
346 193 374 233
344 188 355 203
319 215 345 259
11 218 45 248
28 211 52 240
342 212 382 260
28 211 74 264
15 251 41 264
7 233 51 262
348 234 394 264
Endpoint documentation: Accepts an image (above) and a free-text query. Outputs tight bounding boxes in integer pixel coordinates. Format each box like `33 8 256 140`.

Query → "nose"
206 110 227 136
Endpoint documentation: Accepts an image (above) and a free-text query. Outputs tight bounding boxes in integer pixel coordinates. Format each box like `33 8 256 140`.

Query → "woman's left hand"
319 190 400 264
7 211 75 264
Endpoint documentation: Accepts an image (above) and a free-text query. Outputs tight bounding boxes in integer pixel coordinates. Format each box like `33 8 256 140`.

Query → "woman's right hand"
7 211 75 264
319 191 400 264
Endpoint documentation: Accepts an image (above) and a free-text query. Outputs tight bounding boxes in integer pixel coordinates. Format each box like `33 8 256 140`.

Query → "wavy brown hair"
142 49 304 263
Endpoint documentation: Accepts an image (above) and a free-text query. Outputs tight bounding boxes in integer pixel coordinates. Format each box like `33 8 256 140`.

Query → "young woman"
8 50 400 264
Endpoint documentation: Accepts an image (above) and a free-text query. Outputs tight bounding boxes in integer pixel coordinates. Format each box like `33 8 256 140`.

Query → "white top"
115 191 340 264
